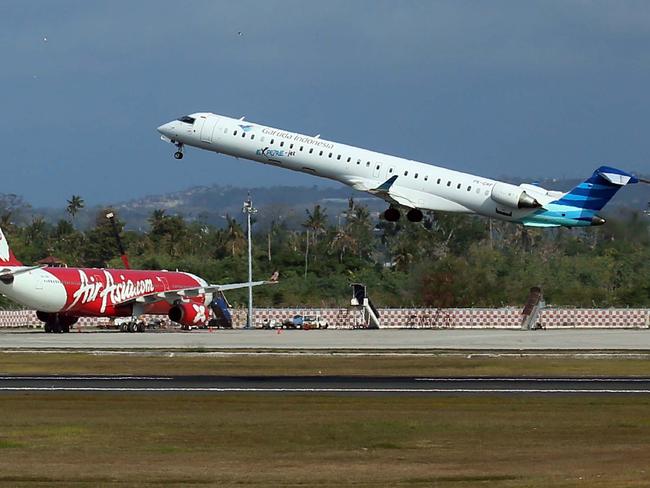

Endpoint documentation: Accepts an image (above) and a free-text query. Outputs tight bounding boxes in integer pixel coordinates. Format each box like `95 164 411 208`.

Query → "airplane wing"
0 265 45 284
117 280 274 306
352 176 418 209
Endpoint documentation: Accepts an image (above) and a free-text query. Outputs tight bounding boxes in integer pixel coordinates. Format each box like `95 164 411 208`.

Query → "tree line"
1 195 649 309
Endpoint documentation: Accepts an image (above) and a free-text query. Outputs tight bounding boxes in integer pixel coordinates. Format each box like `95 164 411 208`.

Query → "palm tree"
224 215 246 257
303 205 328 244
66 195 85 225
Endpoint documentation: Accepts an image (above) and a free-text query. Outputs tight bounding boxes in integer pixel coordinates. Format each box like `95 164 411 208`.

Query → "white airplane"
157 113 645 227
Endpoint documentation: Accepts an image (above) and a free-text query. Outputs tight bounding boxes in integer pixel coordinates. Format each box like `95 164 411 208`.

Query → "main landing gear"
119 320 146 333
173 142 184 160
382 207 424 223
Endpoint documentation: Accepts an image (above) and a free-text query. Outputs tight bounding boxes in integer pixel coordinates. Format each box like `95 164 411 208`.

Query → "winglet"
373 175 398 193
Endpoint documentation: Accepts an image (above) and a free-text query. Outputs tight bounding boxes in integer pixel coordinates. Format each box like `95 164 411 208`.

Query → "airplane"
0 227 270 333
157 112 647 228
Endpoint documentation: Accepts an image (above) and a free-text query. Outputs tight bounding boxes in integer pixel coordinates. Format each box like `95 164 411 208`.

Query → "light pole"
243 194 258 329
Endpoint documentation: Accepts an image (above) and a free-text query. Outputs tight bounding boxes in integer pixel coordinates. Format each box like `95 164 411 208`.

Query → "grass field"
2 351 650 377
1 353 650 486
0 394 649 487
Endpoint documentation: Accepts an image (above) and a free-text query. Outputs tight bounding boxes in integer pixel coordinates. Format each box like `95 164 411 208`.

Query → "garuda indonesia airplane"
157 113 646 227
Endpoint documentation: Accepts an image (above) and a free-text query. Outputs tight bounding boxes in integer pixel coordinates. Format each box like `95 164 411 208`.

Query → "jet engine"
168 302 209 327
490 182 541 209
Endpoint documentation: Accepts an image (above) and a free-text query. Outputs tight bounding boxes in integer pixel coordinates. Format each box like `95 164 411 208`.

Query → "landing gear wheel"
406 208 423 223
383 207 400 222
174 151 184 160
137 322 145 333
128 322 138 333
120 322 129 333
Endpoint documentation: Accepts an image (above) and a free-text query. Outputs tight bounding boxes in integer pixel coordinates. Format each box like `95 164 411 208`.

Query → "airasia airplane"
157 112 646 227
0 228 267 333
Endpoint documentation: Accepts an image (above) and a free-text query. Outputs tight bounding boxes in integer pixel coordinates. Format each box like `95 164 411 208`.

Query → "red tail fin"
0 228 22 266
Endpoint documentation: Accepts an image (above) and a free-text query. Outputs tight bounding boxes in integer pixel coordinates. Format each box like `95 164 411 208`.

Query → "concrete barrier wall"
1 308 648 329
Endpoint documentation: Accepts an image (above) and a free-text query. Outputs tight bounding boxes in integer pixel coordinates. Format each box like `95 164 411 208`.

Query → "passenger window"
414 173 418 179
280 141 284 147
389 168 393 173
467 186 471 191
300 146 303 151
319 150 323 156
251 134 255 140
271 139 275 144
457 183 461 189
309 148 313 154
376 165 380 170
329 153 333 158
404 171 408 176
357 159 361 164
366 161 370 167
233 130 238 136
337 155 341 160
424 176 428 181
447 181 451 187
347 157 351 162
437 178 441 184
242 132 246 137
290 143 294 149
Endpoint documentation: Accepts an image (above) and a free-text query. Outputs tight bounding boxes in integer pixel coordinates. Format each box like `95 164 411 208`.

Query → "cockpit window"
177 115 196 124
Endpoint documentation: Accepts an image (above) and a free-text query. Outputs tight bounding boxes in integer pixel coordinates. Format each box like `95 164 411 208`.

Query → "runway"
2 374 650 394
2 328 650 351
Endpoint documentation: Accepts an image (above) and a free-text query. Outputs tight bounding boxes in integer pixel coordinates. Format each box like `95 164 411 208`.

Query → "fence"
1 308 647 329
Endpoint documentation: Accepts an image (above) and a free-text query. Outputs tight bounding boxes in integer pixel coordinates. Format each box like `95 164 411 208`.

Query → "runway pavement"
2 328 650 351
1 374 650 394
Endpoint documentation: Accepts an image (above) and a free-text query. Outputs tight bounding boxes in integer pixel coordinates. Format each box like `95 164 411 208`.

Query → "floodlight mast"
243 195 258 329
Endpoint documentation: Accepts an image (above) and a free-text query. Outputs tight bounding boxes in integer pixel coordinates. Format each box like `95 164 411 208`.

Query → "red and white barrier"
0 308 647 329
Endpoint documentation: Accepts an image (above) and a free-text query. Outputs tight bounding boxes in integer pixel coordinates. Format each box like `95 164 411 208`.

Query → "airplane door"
200 117 219 143
373 162 382 178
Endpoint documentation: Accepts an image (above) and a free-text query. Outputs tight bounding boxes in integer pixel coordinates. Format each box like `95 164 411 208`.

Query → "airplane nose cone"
591 215 606 226
157 123 171 135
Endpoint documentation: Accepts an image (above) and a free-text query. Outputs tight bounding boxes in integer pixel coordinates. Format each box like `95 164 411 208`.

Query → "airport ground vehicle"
280 314 328 329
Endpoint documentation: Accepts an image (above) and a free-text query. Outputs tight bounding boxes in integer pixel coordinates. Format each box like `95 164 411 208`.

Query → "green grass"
2 351 650 377
0 394 649 486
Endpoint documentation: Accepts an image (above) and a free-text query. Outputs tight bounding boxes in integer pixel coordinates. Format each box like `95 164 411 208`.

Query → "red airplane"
0 228 269 332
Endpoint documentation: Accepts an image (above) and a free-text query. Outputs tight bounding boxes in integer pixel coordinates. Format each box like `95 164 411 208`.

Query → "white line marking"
414 377 650 382
0 387 648 393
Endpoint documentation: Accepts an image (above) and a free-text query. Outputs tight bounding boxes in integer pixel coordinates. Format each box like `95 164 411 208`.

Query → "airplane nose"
157 123 171 135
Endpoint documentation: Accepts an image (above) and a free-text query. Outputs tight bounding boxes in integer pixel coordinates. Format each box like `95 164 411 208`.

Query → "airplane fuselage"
158 113 616 228
0 266 210 319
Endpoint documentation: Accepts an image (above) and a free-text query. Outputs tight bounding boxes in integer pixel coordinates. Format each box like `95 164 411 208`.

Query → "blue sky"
2 1 649 206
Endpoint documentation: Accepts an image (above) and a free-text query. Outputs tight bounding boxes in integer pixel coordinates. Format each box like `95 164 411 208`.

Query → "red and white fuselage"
0 227 268 331
0 265 210 317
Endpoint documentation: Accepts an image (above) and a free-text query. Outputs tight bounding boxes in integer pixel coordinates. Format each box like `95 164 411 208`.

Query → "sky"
1 0 650 207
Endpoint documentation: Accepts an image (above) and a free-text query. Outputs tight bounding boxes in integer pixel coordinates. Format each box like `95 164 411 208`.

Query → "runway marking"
0 387 649 394
415 377 650 382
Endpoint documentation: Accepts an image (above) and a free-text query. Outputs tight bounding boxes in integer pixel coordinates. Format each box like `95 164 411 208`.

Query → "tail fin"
0 228 23 266
552 166 639 211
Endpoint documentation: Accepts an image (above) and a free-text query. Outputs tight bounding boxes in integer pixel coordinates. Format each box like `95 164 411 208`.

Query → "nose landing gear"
173 142 184 160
